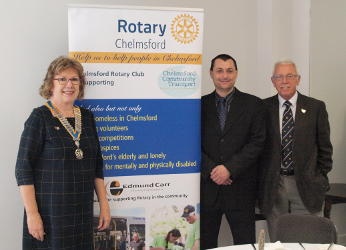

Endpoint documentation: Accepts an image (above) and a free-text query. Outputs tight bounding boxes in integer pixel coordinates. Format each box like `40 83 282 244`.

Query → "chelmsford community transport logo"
158 65 200 97
171 14 200 44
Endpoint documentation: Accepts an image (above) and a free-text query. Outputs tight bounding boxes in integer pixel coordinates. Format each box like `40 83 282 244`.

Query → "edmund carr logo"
107 180 123 196
171 14 200 44
107 180 171 197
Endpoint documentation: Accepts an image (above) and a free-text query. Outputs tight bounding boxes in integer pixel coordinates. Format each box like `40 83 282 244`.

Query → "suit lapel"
222 89 247 134
205 92 223 134
294 93 307 142
270 96 281 139
293 94 309 172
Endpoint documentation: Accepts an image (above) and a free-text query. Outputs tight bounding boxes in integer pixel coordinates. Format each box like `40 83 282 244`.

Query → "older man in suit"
201 54 266 249
259 60 333 241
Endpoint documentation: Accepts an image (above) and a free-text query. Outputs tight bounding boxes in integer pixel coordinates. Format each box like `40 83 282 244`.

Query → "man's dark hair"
210 54 238 71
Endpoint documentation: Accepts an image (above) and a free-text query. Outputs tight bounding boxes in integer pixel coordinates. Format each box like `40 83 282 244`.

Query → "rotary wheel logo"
171 14 200 44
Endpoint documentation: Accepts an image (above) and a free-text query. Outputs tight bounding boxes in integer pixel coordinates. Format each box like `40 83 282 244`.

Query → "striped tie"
217 97 227 131
281 101 294 174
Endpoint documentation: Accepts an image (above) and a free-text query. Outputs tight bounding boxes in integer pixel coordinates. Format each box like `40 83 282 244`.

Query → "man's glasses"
54 77 80 85
272 74 299 82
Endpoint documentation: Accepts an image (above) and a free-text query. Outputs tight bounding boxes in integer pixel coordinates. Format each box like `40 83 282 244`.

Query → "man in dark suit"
201 54 266 249
259 60 333 241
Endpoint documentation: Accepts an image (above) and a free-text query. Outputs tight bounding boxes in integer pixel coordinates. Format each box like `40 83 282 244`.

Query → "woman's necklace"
45 100 83 160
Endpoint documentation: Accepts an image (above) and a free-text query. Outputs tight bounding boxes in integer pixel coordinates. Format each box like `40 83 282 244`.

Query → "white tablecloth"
209 242 346 250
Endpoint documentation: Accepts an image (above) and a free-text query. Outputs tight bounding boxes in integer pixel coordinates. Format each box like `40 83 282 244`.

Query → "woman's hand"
97 203 111 231
94 178 111 231
19 185 45 241
27 212 45 241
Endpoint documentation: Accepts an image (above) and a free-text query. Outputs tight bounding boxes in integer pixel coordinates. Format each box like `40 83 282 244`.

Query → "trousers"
266 175 323 241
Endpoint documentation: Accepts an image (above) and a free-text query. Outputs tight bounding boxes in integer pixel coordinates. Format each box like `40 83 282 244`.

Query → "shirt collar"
215 88 235 103
278 91 298 108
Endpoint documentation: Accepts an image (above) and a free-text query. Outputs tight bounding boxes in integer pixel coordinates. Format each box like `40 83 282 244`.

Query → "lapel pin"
301 109 306 114
54 126 60 130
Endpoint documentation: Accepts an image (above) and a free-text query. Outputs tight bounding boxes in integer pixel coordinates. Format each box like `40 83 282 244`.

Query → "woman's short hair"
39 56 86 99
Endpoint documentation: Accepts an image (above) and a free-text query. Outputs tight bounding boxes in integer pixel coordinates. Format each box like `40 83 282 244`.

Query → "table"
209 243 301 249
324 183 346 218
210 242 346 249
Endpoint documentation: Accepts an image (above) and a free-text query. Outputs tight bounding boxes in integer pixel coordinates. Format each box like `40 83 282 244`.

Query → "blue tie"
217 97 227 131
281 101 294 174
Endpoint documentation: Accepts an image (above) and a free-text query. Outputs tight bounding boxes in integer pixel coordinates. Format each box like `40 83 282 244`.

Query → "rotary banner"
68 5 203 249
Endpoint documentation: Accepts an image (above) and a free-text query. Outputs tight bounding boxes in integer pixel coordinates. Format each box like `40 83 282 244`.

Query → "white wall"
1 0 345 248
310 0 346 245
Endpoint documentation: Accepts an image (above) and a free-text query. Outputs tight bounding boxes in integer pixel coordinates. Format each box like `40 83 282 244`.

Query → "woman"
150 229 183 250
15 56 111 249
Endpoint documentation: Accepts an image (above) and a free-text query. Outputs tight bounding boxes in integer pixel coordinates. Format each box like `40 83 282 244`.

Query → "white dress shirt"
278 91 298 139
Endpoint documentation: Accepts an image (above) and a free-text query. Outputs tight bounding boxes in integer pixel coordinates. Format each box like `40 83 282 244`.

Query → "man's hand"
210 165 232 185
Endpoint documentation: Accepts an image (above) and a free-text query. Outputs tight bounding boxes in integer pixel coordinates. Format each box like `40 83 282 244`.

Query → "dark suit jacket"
259 92 333 215
201 88 266 209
